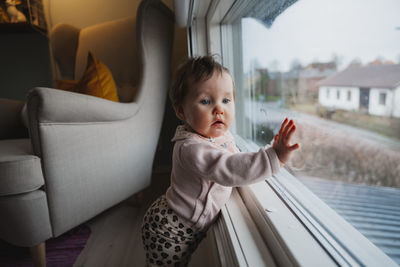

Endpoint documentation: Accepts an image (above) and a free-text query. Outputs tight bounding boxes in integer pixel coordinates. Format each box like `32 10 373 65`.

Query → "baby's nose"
214 105 224 115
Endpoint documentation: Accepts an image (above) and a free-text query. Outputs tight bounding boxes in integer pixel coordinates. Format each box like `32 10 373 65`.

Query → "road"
245 101 400 151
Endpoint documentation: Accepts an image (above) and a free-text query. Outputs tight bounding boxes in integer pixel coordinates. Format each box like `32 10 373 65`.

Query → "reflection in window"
231 0 400 263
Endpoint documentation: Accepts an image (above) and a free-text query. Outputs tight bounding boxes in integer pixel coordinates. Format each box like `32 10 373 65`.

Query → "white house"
318 64 400 117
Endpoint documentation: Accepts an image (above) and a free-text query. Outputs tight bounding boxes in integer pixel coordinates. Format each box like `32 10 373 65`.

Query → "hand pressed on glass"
273 118 300 166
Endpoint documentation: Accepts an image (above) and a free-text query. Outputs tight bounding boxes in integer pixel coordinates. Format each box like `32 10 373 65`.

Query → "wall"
42 0 140 30
44 0 188 71
393 86 400 118
0 31 53 100
369 88 393 117
318 86 359 111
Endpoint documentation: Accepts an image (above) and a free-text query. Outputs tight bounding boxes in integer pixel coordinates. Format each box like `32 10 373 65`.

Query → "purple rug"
0 225 91 267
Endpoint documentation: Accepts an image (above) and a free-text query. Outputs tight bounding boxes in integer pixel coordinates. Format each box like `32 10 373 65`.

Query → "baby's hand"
272 118 299 166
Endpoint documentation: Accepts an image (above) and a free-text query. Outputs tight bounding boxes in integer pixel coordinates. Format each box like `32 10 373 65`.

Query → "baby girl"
141 56 299 266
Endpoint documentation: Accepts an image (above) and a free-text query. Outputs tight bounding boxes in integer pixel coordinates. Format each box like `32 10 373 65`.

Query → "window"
326 88 329 98
224 0 400 264
188 0 400 265
380 92 387 105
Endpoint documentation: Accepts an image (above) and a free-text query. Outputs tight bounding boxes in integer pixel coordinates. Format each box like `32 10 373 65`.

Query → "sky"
242 0 400 73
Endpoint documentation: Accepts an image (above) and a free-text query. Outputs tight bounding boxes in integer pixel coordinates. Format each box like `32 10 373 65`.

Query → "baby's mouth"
212 119 224 126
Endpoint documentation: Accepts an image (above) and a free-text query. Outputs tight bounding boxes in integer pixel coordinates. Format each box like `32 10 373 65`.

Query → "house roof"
300 176 400 264
317 64 400 89
299 68 337 79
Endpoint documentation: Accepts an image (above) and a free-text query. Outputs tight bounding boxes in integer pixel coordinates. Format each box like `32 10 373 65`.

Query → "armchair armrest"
0 98 28 139
27 87 140 158
27 87 139 124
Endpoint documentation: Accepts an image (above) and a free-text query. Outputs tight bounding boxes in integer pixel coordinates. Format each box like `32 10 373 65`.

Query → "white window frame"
183 0 397 266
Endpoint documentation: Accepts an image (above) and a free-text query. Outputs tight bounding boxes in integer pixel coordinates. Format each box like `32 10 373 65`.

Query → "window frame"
185 0 398 266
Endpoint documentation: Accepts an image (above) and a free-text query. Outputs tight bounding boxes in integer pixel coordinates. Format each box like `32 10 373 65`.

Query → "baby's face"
176 71 235 138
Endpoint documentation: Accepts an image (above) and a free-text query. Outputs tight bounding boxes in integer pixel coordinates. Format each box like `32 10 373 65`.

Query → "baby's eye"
222 98 231 104
200 99 211 105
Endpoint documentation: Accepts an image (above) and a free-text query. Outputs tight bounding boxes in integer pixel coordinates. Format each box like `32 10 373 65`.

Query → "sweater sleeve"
178 141 281 186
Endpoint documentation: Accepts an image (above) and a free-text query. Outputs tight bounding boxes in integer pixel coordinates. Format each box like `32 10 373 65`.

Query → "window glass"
231 0 400 263
380 92 387 105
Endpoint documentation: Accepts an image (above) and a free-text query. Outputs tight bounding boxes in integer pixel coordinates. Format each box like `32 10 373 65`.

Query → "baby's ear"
174 105 185 121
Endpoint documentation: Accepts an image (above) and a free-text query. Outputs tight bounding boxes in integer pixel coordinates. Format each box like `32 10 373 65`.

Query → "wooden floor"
73 170 220 267
73 200 146 266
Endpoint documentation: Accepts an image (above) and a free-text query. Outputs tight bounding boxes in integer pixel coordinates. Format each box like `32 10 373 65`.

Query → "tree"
257 69 270 101
331 53 343 70
269 60 281 72
347 58 362 68
290 58 302 72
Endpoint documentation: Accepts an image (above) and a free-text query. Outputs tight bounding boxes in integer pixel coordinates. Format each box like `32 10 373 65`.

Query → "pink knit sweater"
166 125 281 230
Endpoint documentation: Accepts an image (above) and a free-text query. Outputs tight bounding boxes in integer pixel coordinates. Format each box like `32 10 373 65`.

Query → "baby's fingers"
286 124 296 142
282 119 294 137
279 118 289 135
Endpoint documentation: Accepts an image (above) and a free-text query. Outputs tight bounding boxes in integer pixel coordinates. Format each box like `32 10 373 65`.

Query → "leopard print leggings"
141 195 207 267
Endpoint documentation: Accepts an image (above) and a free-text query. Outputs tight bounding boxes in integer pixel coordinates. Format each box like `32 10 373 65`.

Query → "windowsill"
212 135 398 266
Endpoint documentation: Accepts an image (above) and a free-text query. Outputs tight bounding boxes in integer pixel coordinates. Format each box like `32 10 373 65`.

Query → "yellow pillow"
55 79 79 92
55 52 119 102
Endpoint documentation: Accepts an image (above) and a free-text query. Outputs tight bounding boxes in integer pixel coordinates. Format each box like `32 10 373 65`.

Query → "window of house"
336 89 340 100
326 88 329 98
188 0 400 265
347 90 351 101
380 92 387 105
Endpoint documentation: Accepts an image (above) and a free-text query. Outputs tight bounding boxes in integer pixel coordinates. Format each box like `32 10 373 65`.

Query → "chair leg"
30 242 46 267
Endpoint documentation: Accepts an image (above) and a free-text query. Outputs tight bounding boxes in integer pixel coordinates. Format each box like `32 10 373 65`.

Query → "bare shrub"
287 121 400 188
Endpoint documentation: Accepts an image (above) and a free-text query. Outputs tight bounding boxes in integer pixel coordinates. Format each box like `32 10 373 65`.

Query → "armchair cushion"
55 52 119 102
0 139 44 196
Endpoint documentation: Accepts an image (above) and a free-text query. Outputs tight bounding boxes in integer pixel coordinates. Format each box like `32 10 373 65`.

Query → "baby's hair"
169 55 236 107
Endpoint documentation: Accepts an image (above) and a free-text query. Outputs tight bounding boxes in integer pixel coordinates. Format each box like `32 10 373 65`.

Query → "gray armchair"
0 0 173 265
